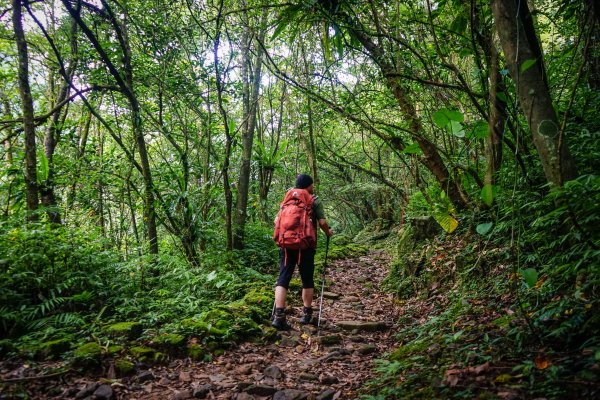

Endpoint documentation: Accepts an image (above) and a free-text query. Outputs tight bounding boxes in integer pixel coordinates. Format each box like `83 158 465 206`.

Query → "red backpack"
273 188 317 249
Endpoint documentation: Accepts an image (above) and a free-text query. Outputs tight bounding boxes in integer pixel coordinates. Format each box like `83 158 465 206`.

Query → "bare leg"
302 288 314 308
275 286 287 308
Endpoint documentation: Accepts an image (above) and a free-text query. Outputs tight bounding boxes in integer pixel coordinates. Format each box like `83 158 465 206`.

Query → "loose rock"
244 384 278 396
264 364 283 380
316 389 337 400
92 384 114 400
273 389 310 400
75 383 99 399
136 371 155 383
172 390 192 400
192 383 212 398
336 320 388 332
356 344 377 355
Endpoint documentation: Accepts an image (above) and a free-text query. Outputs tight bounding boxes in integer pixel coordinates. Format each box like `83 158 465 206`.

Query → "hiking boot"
272 308 292 331
299 306 314 325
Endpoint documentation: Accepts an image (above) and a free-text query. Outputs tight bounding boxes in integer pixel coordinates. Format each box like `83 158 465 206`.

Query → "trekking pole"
317 235 330 330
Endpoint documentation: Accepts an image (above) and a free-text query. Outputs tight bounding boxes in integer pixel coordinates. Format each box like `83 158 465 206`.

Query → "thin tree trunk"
233 10 267 250
214 0 233 250
341 14 470 209
299 41 319 187
492 0 578 186
12 0 39 220
62 0 159 253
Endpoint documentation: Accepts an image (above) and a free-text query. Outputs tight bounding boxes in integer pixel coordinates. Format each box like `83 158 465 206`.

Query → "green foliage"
0 219 117 336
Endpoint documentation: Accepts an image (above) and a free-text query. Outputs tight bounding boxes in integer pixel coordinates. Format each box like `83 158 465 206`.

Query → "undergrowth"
364 175 600 399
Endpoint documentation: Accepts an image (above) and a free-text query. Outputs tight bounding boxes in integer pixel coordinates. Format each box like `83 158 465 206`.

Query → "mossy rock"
105 322 143 340
213 349 225 356
0 339 17 357
37 338 72 360
396 225 415 257
153 351 167 362
187 343 205 360
115 358 135 375
72 342 102 368
260 326 279 342
130 346 154 361
199 308 234 332
238 290 272 320
107 345 124 355
153 333 185 348
180 318 227 337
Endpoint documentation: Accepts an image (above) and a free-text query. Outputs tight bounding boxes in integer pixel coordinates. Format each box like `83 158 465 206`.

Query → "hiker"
272 174 334 330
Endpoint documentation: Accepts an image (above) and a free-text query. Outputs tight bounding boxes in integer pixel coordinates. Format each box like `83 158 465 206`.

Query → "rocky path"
3 250 398 400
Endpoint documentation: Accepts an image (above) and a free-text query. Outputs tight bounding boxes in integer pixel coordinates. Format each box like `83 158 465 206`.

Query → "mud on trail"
0 251 399 400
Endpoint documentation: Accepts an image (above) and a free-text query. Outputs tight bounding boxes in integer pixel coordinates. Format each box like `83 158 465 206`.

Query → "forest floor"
2 244 598 399
0 250 400 400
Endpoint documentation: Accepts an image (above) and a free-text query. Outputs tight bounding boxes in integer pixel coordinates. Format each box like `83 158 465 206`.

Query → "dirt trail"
3 251 399 400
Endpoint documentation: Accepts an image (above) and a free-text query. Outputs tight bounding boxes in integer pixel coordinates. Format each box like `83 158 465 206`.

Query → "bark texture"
492 0 578 186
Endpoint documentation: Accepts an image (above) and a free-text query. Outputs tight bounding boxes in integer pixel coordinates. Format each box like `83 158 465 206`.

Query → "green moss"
153 351 166 362
107 345 124 355
213 349 225 356
0 339 17 357
115 358 135 375
180 318 227 337
261 326 278 342
187 343 205 360
153 333 185 347
38 338 71 359
199 309 234 331
72 342 102 368
130 346 154 361
105 322 143 340
389 340 429 361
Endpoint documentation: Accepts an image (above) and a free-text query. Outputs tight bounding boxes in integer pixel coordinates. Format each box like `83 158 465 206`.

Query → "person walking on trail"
272 174 334 330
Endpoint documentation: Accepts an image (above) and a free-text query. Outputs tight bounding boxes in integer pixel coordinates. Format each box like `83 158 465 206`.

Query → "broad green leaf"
38 152 49 183
433 108 464 128
271 5 301 40
434 212 459 233
401 142 423 154
521 268 538 288
334 31 344 59
520 58 537 73
476 222 493 235
496 92 508 103
450 120 465 137
206 270 217 282
227 120 236 134
468 121 489 139
481 184 495 207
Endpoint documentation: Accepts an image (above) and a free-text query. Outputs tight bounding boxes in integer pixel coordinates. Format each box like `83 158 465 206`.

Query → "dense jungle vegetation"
0 0 599 398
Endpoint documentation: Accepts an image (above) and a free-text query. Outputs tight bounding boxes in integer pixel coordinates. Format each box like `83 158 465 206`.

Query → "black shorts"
276 248 316 289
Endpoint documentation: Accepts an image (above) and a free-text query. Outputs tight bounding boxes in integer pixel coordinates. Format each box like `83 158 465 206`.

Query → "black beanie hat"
295 174 313 189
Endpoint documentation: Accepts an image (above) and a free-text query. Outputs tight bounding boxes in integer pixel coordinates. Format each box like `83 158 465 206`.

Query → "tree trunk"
233 10 267 250
585 0 599 90
214 0 233 250
492 0 578 186
299 41 319 187
119 14 159 254
12 0 39 220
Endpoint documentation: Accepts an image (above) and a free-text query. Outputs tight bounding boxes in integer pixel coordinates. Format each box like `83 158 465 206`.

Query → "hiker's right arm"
318 218 334 237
